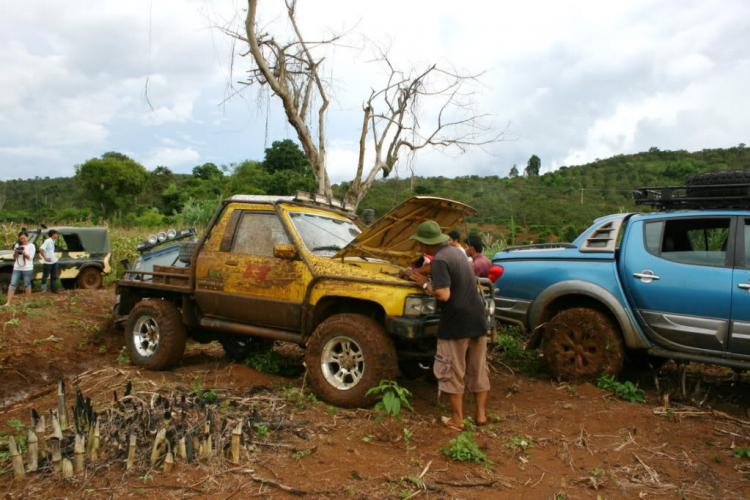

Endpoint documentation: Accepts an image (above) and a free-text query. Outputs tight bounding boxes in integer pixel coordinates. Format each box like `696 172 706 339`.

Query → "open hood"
335 196 476 267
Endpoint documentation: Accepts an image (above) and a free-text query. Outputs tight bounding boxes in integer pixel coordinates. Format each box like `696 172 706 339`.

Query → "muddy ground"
2 290 750 499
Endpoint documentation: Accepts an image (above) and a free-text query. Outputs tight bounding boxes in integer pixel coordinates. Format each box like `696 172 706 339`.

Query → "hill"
1 145 748 245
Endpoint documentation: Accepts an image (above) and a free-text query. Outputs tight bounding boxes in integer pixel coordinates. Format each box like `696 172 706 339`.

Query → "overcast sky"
1 0 748 184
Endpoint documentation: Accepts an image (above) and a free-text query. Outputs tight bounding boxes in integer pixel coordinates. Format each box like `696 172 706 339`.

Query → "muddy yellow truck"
115 193 495 406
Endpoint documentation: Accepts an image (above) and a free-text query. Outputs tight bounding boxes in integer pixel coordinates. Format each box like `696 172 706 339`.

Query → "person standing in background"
466 235 491 278
4 231 36 306
448 230 471 261
39 229 60 294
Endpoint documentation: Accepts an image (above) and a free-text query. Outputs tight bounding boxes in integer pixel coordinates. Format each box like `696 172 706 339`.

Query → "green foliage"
191 376 218 403
440 432 492 464
263 139 310 174
75 152 149 220
732 447 750 459
597 375 645 403
292 449 312 459
244 351 302 377
525 154 541 176
493 327 543 373
366 380 413 421
117 347 130 365
253 424 270 437
506 436 533 451
6 419 24 432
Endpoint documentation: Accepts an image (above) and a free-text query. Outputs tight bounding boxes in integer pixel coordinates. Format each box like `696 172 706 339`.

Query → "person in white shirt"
4 230 36 306
39 229 60 294
448 230 471 261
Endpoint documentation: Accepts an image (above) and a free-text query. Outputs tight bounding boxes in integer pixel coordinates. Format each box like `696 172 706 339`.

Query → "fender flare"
528 280 648 350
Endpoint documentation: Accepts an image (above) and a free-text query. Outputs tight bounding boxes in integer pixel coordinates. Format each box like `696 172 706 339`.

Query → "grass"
244 351 303 377
492 326 543 373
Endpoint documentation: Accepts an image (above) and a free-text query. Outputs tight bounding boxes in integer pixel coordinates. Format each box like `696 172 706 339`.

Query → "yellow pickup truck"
115 193 495 406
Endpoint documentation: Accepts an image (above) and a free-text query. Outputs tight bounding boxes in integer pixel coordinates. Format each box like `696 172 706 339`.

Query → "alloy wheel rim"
133 316 160 358
320 335 365 390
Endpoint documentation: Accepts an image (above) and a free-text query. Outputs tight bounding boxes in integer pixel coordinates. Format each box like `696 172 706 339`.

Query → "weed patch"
244 351 302 377
597 375 645 403
440 431 492 465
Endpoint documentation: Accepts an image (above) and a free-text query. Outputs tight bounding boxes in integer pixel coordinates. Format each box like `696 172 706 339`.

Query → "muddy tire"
0 273 9 295
178 241 198 264
542 307 625 382
126 300 187 370
77 268 102 289
686 169 750 198
220 334 274 361
305 313 398 408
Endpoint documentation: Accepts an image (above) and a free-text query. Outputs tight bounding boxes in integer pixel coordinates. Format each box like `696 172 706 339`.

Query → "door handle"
633 270 660 283
226 260 238 267
739 283 750 290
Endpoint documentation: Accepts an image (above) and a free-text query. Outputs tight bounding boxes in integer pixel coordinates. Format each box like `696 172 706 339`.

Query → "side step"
648 348 750 370
200 317 306 346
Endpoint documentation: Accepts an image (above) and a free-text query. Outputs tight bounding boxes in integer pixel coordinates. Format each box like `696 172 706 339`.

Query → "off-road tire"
686 169 750 198
542 307 625 382
126 300 187 370
178 241 198 264
305 313 398 408
61 278 76 290
77 267 102 289
0 273 10 295
220 334 274 361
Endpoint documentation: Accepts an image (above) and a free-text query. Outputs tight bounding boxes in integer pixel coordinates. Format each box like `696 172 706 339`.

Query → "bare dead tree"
223 0 504 210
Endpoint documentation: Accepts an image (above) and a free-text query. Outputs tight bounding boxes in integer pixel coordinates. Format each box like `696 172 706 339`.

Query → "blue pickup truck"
492 171 750 380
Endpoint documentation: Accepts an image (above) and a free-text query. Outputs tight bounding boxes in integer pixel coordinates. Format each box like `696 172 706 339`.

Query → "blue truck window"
658 218 730 267
644 221 663 255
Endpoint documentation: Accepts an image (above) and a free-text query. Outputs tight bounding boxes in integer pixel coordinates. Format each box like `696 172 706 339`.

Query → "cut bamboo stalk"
27 429 38 471
163 450 174 473
51 415 63 473
74 433 86 474
8 436 25 479
151 429 166 465
35 414 46 459
177 437 186 462
192 435 199 460
61 458 73 478
57 379 68 431
231 421 243 463
126 433 137 470
90 419 101 461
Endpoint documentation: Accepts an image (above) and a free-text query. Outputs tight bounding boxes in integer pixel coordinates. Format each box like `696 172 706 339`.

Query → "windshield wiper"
312 245 342 252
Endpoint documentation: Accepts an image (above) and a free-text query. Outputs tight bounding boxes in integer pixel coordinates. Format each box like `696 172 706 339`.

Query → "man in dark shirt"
408 221 490 430
466 235 491 278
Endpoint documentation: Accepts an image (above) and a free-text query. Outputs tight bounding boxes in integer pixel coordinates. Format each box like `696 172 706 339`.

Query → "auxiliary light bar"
294 191 354 212
136 227 197 252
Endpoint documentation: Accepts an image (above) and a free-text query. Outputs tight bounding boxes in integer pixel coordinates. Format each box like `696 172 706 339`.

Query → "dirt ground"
2 290 750 499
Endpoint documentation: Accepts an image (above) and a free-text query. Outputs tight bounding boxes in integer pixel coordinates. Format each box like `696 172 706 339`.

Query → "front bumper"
385 316 440 340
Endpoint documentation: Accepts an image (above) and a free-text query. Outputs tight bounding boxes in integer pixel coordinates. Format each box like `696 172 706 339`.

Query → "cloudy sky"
1 0 748 183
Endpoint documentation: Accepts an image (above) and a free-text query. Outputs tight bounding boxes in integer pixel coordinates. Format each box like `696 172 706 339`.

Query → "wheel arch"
308 296 386 336
527 280 648 350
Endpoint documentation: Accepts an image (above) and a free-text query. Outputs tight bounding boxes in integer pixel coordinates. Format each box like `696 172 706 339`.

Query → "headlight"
167 228 177 239
404 295 437 316
148 234 158 245
157 231 167 242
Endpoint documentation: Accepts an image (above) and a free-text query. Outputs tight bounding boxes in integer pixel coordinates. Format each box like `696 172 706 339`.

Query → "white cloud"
142 147 200 169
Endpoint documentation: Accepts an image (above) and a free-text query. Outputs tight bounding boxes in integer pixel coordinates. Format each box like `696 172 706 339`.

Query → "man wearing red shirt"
466 235 491 278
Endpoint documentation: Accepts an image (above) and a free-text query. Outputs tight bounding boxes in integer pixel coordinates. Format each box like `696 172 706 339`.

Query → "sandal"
440 416 465 431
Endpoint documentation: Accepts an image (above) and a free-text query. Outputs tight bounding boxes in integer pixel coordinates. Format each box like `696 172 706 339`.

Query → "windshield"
288 212 361 256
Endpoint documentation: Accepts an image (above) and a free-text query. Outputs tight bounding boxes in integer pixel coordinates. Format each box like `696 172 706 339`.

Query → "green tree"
192 163 223 180
525 155 541 176
75 153 149 220
509 165 519 178
263 139 310 174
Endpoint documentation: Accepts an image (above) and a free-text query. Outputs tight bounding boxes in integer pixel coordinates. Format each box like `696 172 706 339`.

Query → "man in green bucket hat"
408 221 490 431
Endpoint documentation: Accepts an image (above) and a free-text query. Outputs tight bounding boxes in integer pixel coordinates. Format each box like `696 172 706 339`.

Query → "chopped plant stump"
0 380 310 496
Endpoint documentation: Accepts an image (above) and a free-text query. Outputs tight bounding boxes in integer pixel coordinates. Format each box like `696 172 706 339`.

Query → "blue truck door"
620 216 735 352
730 217 750 354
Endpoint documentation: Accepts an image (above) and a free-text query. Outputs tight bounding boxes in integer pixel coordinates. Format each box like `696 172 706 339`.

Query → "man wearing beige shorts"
408 221 490 430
